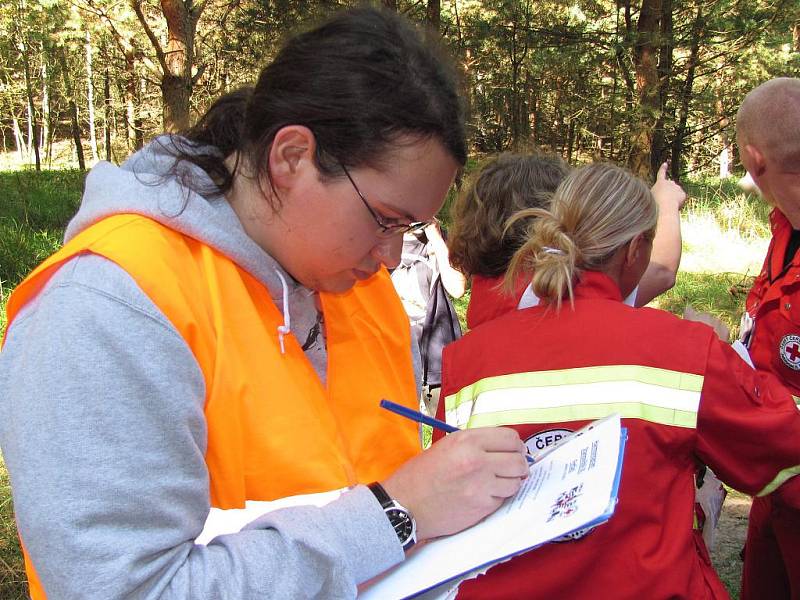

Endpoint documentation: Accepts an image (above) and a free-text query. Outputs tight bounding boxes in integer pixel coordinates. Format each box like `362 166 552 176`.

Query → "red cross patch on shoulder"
779 334 800 371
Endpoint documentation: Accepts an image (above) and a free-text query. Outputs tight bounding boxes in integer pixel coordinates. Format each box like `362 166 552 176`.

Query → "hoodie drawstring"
274 269 291 355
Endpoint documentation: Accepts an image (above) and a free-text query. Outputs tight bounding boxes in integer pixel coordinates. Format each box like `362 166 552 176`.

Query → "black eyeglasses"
340 163 429 238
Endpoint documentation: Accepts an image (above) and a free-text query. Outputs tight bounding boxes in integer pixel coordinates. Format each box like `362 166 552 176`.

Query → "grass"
683 175 771 240
653 271 755 340
0 169 770 598
0 455 25 600
0 170 84 337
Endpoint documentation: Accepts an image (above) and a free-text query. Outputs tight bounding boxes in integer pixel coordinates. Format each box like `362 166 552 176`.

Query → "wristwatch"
368 482 417 551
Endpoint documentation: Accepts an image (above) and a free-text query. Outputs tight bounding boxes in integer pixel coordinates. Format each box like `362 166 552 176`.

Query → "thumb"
657 161 669 181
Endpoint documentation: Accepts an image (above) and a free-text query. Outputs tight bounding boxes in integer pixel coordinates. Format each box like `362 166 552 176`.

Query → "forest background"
1 0 799 178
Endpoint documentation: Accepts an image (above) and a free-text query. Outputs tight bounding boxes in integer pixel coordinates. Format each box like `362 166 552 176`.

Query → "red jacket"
465 274 527 330
745 208 800 399
740 207 800 598
438 271 800 599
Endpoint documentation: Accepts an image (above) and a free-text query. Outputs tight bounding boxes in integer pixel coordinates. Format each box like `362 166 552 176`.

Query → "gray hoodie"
0 138 407 599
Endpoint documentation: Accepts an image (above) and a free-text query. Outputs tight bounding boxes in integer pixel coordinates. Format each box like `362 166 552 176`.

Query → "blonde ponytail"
505 163 657 310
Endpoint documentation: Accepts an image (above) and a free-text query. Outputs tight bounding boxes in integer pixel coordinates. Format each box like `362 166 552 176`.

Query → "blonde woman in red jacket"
437 163 800 599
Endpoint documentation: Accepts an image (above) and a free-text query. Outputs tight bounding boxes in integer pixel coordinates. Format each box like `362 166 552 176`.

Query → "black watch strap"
368 481 393 508
368 481 417 551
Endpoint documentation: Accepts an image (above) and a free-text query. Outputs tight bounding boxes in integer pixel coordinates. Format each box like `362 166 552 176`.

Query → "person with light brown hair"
448 153 686 330
435 163 800 599
736 77 800 600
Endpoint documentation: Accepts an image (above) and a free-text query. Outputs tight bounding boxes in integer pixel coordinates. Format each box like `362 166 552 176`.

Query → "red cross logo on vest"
779 334 800 371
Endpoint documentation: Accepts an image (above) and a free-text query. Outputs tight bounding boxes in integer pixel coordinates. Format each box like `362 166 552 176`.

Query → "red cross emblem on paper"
779 334 800 371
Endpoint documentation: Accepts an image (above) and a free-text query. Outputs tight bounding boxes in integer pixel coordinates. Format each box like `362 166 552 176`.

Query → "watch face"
387 507 415 546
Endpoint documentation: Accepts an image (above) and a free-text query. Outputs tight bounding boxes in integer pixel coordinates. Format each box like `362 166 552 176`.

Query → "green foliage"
0 455 25 600
684 176 771 240
4 0 800 178
655 271 754 339
453 292 470 331
0 169 83 288
0 170 83 230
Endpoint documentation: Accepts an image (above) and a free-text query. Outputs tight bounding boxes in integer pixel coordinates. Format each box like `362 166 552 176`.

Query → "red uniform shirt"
438 271 800 600
465 274 526 330
741 208 800 600
745 208 800 398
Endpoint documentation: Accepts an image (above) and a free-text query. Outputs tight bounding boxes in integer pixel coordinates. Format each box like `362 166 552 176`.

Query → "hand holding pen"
379 399 534 464
378 402 531 540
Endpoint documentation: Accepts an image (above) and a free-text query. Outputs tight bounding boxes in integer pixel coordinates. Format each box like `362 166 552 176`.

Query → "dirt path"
710 492 751 599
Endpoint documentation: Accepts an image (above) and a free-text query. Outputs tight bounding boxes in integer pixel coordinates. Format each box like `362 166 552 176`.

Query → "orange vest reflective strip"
5 214 419 598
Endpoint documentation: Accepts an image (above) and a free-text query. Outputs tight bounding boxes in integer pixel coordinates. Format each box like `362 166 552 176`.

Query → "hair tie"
541 246 566 256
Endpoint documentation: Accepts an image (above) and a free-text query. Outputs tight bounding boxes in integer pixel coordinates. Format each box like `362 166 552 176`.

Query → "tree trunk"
136 79 145 149
22 36 41 171
381 0 397 10
86 29 99 161
162 73 191 131
507 8 530 149
26 100 33 156
41 60 49 164
716 98 731 178
649 0 672 176
567 119 575 162
670 4 702 181
104 67 113 162
126 90 136 151
427 0 441 32
12 116 25 162
531 88 540 146
160 0 196 131
58 45 86 170
794 19 799 52
132 0 203 131
123 49 143 151
629 0 662 178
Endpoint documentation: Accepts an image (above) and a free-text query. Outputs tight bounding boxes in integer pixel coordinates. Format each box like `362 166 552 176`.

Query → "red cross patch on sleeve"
779 334 800 371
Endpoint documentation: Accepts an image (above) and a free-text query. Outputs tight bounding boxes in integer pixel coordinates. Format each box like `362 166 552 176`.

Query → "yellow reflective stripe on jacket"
445 365 703 430
757 465 800 497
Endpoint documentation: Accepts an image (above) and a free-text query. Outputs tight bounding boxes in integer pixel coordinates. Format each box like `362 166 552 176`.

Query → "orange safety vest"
4 214 420 599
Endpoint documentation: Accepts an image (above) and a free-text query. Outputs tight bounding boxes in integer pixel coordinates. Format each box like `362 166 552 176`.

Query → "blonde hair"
448 152 569 277
505 163 657 309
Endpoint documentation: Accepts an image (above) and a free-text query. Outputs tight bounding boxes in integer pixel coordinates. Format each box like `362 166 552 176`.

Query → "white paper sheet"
359 414 625 600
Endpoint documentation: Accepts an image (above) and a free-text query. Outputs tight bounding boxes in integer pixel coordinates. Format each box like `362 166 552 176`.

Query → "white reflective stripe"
446 366 703 413
446 400 476 429
472 380 700 415
446 381 701 430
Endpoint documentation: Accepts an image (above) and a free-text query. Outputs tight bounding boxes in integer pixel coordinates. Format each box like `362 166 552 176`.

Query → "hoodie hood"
68 136 325 368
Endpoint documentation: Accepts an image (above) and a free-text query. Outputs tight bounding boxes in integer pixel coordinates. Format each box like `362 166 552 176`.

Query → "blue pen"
379 399 534 463
380 399 459 433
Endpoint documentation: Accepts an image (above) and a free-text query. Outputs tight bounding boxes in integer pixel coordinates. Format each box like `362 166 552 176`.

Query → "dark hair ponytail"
169 8 466 205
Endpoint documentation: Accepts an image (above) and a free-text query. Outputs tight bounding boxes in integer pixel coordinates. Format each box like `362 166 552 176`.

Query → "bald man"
737 77 800 600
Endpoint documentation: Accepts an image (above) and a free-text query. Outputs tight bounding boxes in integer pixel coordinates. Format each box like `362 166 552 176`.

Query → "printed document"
358 414 626 600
